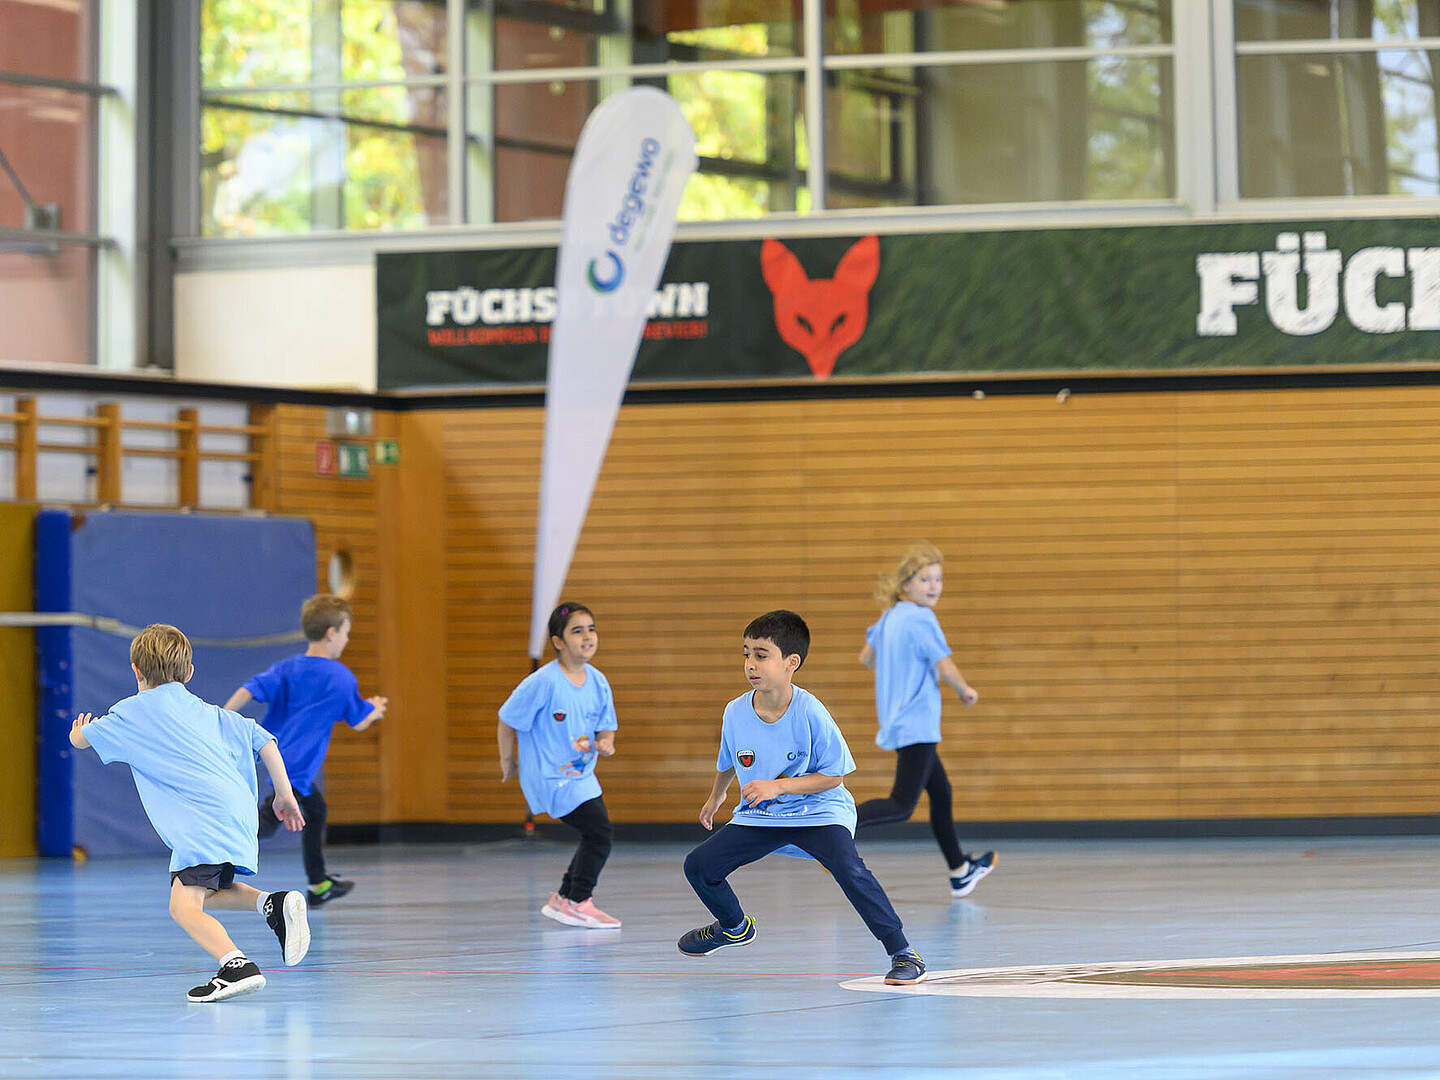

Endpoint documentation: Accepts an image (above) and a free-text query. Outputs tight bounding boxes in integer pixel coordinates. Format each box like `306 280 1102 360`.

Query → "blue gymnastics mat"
35 510 316 859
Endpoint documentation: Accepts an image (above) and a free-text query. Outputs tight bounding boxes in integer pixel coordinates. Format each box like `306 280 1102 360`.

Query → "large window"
0 0 105 365
190 0 1440 235
196 0 1184 234
200 1 451 234
1235 0 1440 197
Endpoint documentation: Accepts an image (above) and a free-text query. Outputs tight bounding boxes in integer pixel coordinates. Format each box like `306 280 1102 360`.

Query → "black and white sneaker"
949 851 997 898
263 890 311 966
307 877 354 906
187 957 266 1003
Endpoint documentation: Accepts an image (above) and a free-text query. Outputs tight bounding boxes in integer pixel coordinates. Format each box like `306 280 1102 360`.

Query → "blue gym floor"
4 836 1440 1078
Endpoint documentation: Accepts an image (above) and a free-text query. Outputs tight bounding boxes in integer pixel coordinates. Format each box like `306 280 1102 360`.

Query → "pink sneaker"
540 892 589 927
569 897 621 929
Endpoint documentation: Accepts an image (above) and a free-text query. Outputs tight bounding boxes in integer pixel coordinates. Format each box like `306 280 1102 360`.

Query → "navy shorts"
170 863 236 891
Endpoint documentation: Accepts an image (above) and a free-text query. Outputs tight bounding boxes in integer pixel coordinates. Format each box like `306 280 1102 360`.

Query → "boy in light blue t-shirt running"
69 624 312 1003
680 610 927 986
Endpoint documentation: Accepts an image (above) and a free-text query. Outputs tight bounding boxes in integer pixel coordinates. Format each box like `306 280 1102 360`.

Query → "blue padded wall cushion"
38 511 317 859
35 509 74 857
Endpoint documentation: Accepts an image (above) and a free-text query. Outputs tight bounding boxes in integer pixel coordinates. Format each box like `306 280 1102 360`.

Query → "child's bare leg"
169 880 241 961
206 882 265 911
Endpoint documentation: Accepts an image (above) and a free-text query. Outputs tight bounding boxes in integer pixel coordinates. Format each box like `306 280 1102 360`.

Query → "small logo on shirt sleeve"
738 750 755 768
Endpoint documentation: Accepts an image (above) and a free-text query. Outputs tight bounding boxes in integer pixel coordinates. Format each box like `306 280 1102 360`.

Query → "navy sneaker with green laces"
306 877 354 906
884 950 927 986
677 916 756 956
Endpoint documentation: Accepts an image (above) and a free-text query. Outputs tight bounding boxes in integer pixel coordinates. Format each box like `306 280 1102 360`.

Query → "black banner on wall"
377 219 1440 390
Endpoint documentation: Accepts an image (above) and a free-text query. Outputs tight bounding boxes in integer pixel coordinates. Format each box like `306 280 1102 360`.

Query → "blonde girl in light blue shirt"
856 542 996 898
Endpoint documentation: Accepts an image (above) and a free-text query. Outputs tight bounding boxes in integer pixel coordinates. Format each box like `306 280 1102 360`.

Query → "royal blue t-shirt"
498 660 618 820
717 685 857 832
866 601 952 749
82 682 275 874
244 654 374 796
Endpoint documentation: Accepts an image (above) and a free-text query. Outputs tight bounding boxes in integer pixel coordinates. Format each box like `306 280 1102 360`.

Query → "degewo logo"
585 137 662 295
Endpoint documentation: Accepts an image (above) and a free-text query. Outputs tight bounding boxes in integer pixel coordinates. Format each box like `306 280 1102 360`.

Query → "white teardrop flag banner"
528 87 697 658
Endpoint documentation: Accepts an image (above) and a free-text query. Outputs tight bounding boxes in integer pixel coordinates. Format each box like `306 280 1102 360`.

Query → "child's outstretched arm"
257 741 306 831
859 643 876 669
497 720 518 781
223 688 252 712
741 771 843 806
68 712 97 750
699 768 735 831
936 657 978 705
595 729 616 756
354 695 387 732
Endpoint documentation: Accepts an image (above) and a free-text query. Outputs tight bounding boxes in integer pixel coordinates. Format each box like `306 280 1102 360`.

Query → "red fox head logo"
762 235 880 379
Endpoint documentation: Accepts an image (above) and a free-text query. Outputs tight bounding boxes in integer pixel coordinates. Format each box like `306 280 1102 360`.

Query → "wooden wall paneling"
1173 387 1440 818
375 410 449 822
282 384 1440 827
270 405 384 823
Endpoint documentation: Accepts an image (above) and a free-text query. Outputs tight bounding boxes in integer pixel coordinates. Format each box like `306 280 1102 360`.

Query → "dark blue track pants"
683 823 909 956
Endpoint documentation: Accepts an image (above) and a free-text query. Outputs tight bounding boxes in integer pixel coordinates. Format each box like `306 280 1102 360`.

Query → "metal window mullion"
1234 37 1440 55
1212 0 1241 207
823 43 1175 71
447 0 466 226
465 2 495 226
0 70 118 95
802 0 824 210
201 75 451 97
1172 0 1216 213
0 226 115 247
312 0 344 231
97 0 138 372
469 56 807 84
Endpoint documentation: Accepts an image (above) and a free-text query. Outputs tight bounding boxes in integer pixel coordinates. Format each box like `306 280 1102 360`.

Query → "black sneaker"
263 890 311 966
884 950 927 986
677 916 756 956
949 851 997 898
187 956 266 1003
307 877 354 906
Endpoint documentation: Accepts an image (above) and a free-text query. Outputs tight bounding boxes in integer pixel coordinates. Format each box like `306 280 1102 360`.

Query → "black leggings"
855 743 966 869
558 795 614 902
259 789 330 886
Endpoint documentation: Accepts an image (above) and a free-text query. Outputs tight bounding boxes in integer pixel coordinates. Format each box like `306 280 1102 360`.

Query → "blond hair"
874 541 944 606
301 593 352 641
130 624 193 686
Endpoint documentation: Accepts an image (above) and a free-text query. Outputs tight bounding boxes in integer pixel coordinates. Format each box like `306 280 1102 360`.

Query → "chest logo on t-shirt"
553 712 566 722
737 750 756 768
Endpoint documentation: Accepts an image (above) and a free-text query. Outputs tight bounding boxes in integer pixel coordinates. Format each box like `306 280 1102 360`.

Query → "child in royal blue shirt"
498 602 620 929
858 542 995 899
225 594 386 905
69 624 312 1003
680 610 927 986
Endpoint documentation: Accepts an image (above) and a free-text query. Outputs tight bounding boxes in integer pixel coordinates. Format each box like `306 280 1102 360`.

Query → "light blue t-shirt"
81 681 275 874
866 601 953 750
717 685 857 833
244 654 374 796
498 660 618 820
